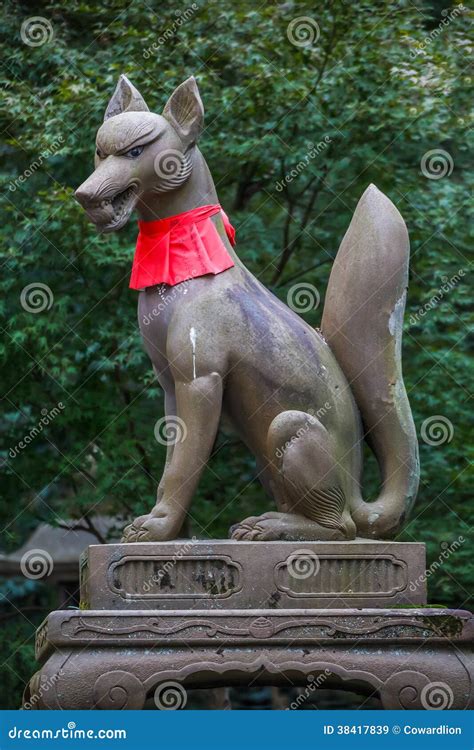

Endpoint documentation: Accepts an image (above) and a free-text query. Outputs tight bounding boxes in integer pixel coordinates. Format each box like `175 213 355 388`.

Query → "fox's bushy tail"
321 184 419 538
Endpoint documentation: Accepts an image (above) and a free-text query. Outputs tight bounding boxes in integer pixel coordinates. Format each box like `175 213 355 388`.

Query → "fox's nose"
74 184 93 208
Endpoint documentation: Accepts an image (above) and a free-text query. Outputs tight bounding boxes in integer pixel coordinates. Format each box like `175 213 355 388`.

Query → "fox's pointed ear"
162 77 204 148
104 75 149 121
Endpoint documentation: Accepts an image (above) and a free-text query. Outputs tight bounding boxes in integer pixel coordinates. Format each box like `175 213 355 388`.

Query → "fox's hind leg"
230 410 356 541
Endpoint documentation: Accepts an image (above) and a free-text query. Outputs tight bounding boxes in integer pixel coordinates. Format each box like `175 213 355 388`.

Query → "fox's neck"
135 147 241 265
136 147 218 221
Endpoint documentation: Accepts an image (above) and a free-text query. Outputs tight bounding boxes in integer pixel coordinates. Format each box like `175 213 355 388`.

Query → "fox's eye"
124 146 144 158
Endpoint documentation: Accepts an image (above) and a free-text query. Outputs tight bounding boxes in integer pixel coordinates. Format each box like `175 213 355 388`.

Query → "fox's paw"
230 511 352 542
229 512 285 541
121 514 153 542
122 516 177 543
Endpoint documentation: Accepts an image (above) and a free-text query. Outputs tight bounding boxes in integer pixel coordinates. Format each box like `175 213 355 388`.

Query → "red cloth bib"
129 204 235 290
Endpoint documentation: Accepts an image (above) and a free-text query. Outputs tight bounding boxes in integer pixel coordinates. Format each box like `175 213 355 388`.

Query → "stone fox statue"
75 75 419 543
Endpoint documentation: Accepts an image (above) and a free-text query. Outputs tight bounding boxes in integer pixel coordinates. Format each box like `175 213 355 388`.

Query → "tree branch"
270 166 329 285
277 256 334 288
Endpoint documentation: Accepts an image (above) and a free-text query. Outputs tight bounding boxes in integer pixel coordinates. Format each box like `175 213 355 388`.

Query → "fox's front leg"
123 373 223 542
156 388 177 503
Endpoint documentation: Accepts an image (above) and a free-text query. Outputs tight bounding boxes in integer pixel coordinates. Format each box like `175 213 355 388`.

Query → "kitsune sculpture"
75 75 419 543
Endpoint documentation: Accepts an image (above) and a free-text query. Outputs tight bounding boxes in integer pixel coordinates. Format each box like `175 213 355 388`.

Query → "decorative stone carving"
109 554 241 600
275 553 407 597
75 76 420 544
93 671 146 710
81 540 426 610
24 77 471 713
26 538 473 711
27 605 473 710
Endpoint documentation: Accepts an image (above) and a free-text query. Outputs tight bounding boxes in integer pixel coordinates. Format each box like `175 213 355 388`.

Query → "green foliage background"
0 0 472 708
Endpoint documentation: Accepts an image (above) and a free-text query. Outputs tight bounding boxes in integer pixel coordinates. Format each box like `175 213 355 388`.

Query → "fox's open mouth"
99 184 139 232
79 182 140 233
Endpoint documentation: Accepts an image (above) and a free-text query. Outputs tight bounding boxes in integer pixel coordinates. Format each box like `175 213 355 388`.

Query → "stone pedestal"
26 540 474 710
80 539 427 610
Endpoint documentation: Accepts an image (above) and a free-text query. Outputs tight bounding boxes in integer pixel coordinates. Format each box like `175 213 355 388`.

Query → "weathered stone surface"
75 76 420 545
80 540 427 610
26 541 473 711
28 607 474 710
36 607 473 662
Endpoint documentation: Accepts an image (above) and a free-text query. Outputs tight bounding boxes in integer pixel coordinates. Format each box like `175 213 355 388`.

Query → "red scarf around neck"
129 204 236 290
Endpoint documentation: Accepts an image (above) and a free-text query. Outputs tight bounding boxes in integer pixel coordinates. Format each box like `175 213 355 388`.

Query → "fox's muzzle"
75 166 140 233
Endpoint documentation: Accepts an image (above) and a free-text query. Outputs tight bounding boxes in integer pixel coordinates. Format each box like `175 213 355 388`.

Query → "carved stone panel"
81 540 427 610
108 555 241 600
35 607 474 663
275 554 407 598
